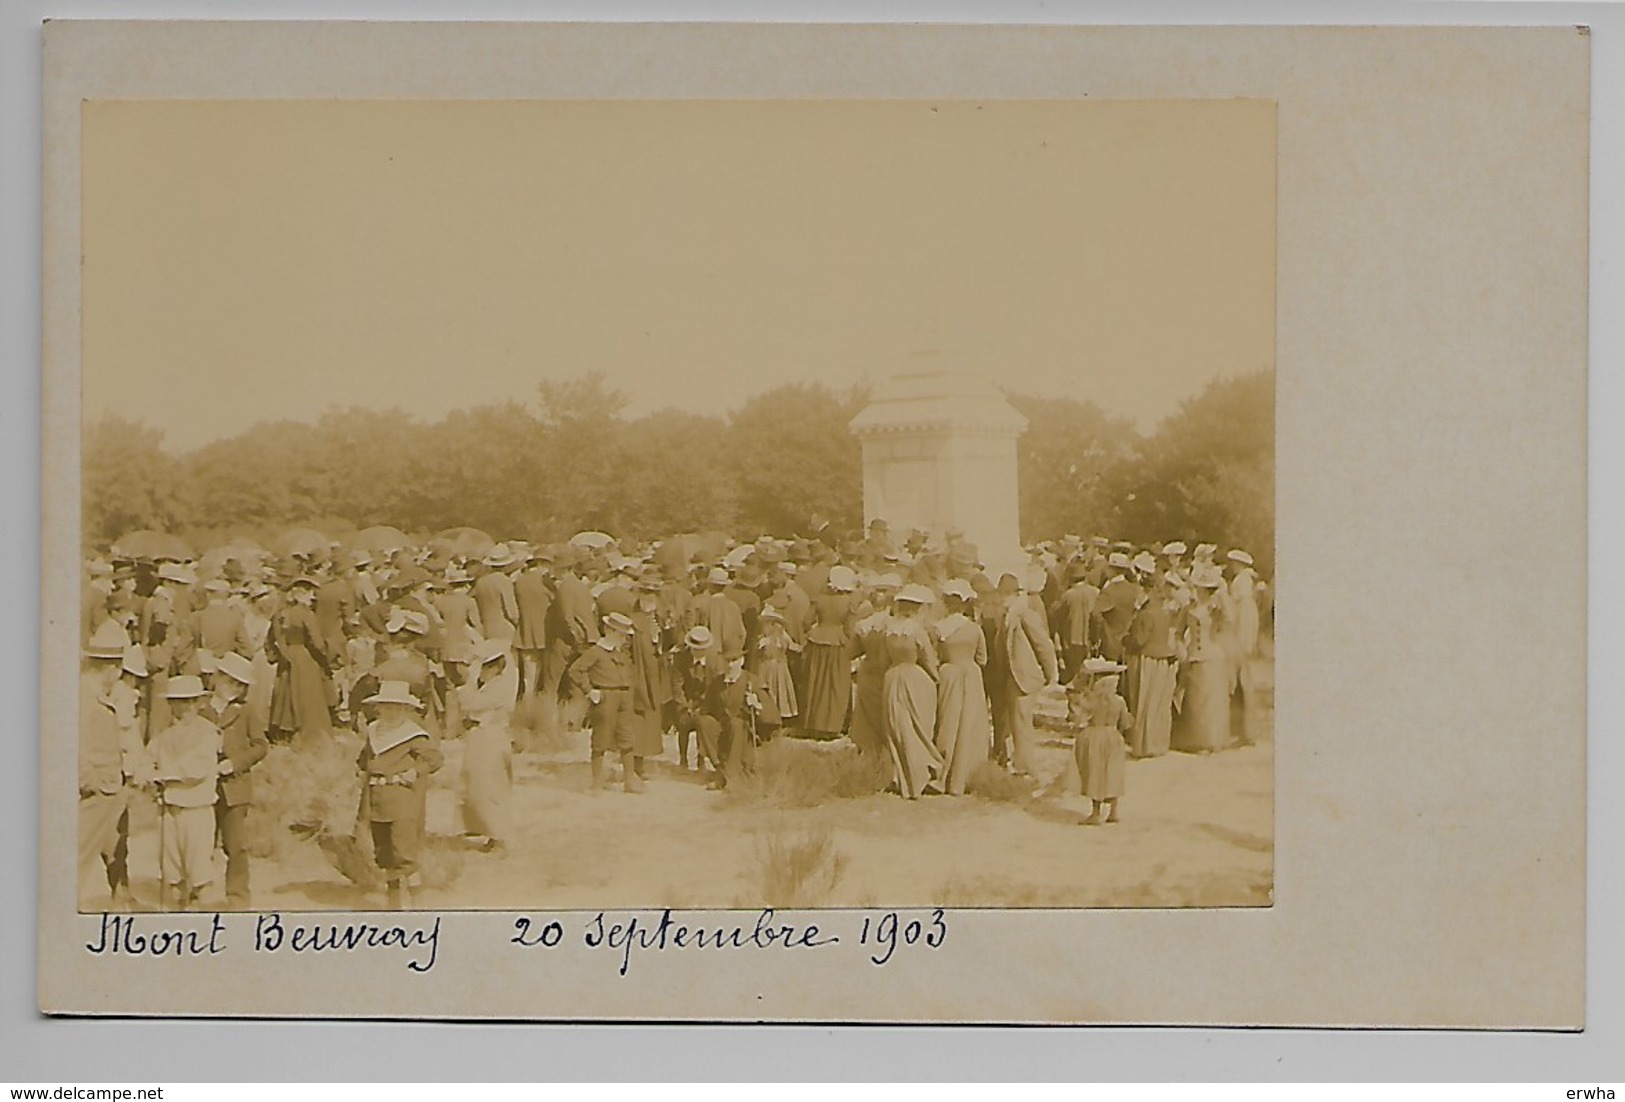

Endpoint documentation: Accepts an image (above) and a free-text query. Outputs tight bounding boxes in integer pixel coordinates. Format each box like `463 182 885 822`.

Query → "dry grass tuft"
509 695 580 757
252 730 463 890
249 732 366 860
750 820 849 909
965 762 1038 802
725 739 891 808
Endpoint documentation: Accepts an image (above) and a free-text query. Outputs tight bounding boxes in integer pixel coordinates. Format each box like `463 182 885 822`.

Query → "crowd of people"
79 519 1271 910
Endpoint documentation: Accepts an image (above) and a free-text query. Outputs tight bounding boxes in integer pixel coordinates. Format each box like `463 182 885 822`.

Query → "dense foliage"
83 369 1274 573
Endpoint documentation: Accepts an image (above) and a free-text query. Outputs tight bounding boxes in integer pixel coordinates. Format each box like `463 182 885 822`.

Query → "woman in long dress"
800 566 858 737
931 581 991 795
1127 572 1182 758
1070 658 1133 825
458 639 518 853
626 584 674 778
882 585 944 799
266 576 334 741
752 606 800 732
1170 574 1232 754
846 575 899 756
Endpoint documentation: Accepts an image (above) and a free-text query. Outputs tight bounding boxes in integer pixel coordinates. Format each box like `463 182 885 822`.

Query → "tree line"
84 368 1274 574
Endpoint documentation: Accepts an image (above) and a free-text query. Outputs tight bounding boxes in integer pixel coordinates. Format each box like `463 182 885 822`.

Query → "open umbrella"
353 525 412 554
433 526 495 558
274 527 331 559
112 529 193 562
569 530 615 551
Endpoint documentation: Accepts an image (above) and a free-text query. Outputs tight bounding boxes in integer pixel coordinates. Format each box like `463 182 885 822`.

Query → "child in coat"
1067 657 1134 826
357 680 444 909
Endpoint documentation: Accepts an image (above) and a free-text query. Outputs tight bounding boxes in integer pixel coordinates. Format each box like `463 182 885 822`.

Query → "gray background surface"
3 0 1620 1081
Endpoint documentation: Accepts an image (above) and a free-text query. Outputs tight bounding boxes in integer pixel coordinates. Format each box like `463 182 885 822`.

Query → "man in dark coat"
513 553 554 701
206 653 268 909
545 550 601 733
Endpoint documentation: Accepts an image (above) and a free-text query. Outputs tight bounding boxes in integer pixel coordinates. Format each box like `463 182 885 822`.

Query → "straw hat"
84 621 129 660
364 680 422 708
706 567 731 587
215 652 255 686
164 674 207 700
1162 541 1188 557
895 583 934 606
684 625 714 649
602 612 635 634
940 578 976 602
484 544 517 568
827 565 858 592
158 562 198 585
120 645 149 678
1227 549 1255 566
472 637 509 666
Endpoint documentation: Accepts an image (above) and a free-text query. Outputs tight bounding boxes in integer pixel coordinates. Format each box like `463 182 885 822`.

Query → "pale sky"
83 99 1274 452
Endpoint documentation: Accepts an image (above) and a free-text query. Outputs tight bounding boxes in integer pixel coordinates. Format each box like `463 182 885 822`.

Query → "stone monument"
848 369 1028 576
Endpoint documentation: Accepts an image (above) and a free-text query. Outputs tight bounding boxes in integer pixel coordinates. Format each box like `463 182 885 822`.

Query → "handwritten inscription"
512 908 946 976
83 908 948 978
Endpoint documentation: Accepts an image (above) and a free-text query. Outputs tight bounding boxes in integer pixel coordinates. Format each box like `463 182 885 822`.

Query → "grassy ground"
110 654 1274 912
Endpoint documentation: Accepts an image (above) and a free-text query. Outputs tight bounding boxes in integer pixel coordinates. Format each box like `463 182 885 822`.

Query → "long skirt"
758 655 798 721
883 663 944 799
461 721 513 841
1075 726 1126 800
1171 658 1232 752
801 641 852 735
269 648 333 736
934 660 991 795
1130 656 1177 757
846 660 887 756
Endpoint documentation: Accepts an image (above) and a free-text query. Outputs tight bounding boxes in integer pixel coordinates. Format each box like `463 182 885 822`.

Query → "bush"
247 732 366 860
965 761 1038 802
725 739 890 808
750 820 848 909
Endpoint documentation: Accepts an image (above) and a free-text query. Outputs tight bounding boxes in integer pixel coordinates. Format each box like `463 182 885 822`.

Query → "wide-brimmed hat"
827 565 858 592
602 612 635 634
364 680 422 708
1194 543 1218 559
1132 552 1158 575
84 621 129 660
1107 552 1131 569
484 544 518 567
472 637 509 666
704 566 729 586
286 575 321 590
1162 541 1188 557
736 564 764 588
1227 549 1255 566
940 578 976 602
385 609 429 635
164 674 207 700
120 645 149 678
895 583 934 606
215 652 255 686
684 625 714 649
158 562 198 585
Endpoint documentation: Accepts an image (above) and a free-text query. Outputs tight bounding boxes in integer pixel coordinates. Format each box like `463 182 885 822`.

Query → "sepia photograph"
76 97 1276 915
